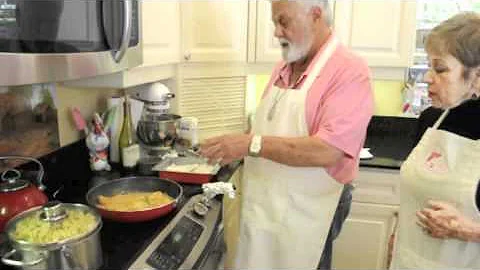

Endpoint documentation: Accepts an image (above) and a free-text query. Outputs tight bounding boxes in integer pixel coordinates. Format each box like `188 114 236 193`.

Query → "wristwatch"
248 135 262 157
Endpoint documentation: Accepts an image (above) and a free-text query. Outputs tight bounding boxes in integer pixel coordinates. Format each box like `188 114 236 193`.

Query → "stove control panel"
146 216 203 269
128 195 222 270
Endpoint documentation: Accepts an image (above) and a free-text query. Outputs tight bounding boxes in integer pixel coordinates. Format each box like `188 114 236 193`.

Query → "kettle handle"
0 156 46 191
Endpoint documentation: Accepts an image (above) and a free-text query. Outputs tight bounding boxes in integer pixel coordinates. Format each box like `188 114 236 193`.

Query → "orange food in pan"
97 191 173 212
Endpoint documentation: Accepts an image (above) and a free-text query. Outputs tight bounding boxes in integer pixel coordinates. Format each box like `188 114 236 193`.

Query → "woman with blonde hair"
391 12 480 269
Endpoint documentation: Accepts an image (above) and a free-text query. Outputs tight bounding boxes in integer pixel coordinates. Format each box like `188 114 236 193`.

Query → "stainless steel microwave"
0 0 141 86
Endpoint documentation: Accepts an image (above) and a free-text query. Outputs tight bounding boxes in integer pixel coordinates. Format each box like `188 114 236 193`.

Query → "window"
414 0 480 65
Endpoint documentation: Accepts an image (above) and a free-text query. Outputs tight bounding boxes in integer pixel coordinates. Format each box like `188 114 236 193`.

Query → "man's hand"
199 134 252 166
416 200 480 242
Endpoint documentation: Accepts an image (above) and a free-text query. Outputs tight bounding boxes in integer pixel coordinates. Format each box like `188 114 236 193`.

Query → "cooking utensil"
0 156 48 232
85 177 183 223
71 107 89 136
2 202 103 270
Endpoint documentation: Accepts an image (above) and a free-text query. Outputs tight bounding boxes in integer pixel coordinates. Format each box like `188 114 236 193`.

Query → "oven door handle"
112 0 132 63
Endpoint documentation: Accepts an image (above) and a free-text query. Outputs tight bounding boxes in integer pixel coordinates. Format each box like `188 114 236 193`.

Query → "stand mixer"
130 83 181 169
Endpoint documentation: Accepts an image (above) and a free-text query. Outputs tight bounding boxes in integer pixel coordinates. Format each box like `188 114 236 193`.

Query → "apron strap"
300 37 339 92
432 109 450 130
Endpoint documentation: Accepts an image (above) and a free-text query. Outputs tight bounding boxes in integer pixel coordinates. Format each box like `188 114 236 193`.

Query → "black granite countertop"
0 141 241 270
360 156 403 170
359 116 419 170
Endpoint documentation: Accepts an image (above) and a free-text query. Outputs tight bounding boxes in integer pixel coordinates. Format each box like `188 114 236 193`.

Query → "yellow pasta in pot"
10 210 96 244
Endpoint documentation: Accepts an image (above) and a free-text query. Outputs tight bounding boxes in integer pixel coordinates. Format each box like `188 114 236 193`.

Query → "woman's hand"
416 200 480 242
199 134 252 165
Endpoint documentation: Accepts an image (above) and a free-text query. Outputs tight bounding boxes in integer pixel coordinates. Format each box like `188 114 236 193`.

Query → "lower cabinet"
223 165 243 269
332 202 399 270
222 165 400 270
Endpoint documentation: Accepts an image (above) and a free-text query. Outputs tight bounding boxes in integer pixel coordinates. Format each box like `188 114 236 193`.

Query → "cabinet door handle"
387 211 399 269
184 53 191 61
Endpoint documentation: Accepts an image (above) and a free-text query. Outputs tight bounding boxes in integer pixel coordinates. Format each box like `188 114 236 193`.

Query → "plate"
360 148 374 160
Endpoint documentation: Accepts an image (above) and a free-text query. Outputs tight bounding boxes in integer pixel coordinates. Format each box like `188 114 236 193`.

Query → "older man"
200 0 373 268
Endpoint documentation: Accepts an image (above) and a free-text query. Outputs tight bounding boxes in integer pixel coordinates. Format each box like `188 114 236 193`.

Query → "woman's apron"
391 109 480 269
234 37 344 269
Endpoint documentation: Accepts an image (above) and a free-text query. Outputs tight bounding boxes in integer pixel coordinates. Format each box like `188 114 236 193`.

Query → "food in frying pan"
97 191 174 212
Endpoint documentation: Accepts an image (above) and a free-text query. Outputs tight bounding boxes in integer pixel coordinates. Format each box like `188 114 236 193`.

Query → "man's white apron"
234 37 344 269
391 109 480 269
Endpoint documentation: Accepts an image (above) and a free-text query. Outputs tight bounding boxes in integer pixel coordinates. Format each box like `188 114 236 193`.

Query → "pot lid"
0 169 29 192
5 201 101 247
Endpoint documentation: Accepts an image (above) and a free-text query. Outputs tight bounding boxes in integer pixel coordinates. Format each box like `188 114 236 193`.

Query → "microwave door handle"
113 0 132 63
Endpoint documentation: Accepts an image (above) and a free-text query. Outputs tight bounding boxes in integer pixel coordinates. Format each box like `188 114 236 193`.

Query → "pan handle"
2 249 46 267
61 246 79 269
181 183 237 202
182 186 204 198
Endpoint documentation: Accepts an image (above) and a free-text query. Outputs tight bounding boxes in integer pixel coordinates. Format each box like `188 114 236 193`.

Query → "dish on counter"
97 191 174 212
163 163 218 174
360 148 374 160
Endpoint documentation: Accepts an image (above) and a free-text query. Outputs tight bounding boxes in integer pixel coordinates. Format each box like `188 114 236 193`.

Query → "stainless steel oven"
0 0 141 86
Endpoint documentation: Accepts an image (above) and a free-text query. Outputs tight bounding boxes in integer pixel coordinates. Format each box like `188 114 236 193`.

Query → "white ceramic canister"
178 117 199 148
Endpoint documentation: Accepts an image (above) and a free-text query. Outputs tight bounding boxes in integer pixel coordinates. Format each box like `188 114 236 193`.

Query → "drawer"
352 167 401 205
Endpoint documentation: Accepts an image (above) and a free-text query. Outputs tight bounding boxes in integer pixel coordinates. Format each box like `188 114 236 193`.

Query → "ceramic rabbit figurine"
86 113 111 171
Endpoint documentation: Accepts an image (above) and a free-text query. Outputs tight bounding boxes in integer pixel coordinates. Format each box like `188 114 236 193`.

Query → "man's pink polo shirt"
263 35 374 184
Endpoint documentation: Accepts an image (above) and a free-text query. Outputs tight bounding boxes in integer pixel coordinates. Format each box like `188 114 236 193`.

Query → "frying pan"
85 176 183 223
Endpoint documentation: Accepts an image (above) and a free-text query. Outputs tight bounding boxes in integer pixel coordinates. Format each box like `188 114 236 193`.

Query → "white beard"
279 37 312 63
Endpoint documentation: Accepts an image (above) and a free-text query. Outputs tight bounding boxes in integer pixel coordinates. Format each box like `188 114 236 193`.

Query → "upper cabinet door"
141 1 181 66
254 0 282 63
181 1 248 62
334 1 416 67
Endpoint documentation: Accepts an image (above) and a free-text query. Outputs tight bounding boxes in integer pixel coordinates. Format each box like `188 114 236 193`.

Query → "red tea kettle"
0 156 48 232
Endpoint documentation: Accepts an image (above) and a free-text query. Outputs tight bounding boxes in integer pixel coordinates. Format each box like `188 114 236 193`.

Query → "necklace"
267 89 288 121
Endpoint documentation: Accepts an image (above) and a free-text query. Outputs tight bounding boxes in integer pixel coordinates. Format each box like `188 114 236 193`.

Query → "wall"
55 84 121 146
248 75 405 117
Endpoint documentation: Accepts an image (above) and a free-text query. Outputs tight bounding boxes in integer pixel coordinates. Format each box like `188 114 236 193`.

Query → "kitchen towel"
107 96 124 163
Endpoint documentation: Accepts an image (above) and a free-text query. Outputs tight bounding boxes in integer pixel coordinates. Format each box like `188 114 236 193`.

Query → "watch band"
249 135 262 157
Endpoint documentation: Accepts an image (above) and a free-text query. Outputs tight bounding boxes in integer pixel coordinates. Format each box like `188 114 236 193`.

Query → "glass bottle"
119 95 138 171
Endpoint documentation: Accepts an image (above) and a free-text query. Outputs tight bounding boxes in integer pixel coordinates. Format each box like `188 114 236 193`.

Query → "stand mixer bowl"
136 114 181 152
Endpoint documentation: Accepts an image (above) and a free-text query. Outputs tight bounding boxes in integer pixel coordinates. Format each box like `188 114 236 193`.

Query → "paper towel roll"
107 96 124 163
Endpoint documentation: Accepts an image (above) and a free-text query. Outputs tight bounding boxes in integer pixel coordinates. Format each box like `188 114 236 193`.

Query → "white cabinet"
250 0 282 63
141 1 181 66
223 165 243 269
332 167 401 270
332 202 399 270
181 1 249 62
352 167 401 205
334 0 417 67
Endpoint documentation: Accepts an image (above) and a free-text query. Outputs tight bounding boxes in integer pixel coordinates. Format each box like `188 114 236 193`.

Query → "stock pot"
1 202 102 270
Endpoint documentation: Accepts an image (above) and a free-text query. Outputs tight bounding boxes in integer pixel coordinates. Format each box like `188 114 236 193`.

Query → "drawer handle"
387 211 399 268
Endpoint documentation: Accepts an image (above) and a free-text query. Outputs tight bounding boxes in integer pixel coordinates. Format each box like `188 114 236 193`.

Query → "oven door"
0 0 141 86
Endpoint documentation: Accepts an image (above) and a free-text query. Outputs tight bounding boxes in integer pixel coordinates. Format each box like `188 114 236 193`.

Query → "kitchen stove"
128 194 224 270
63 182 224 270
1 173 230 270
0 141 239 270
